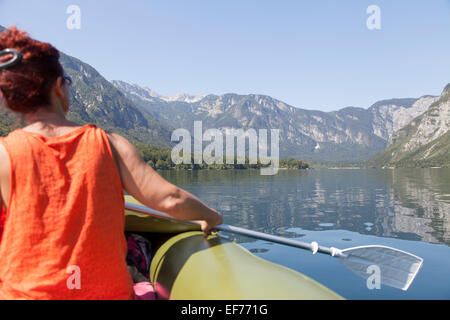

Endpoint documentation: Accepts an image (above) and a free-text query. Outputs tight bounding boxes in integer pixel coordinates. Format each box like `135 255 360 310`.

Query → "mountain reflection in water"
161 168 450 246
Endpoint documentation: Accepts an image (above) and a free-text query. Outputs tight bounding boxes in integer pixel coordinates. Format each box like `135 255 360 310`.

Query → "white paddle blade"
338 245 424 291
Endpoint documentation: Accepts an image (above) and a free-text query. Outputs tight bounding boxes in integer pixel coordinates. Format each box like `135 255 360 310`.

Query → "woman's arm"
106 132 222 234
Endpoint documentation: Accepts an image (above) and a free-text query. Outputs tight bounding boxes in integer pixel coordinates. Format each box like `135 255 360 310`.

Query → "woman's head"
0 27 69 114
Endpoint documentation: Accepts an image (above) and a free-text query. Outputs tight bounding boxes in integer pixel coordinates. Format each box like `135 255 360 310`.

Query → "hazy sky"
1 0 449 111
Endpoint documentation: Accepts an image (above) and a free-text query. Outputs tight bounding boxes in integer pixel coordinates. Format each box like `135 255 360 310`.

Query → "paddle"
125 202 424 291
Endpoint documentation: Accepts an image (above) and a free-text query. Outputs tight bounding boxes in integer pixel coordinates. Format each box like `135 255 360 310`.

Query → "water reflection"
160 168 450 246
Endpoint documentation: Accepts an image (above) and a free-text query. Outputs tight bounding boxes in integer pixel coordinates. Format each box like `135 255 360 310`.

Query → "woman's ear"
51 76 70 114
52 76 65 98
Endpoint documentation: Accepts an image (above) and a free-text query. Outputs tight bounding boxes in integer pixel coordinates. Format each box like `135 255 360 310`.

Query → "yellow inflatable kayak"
124 196 343 300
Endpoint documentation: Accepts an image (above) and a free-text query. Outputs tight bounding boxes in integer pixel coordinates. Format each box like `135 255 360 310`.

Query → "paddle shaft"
214 224 340 256
125 202 342 257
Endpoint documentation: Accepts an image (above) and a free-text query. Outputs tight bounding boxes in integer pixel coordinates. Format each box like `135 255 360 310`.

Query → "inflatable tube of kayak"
149 231 343 300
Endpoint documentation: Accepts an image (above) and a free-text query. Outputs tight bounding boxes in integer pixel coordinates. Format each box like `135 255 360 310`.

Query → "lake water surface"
160 168 450 299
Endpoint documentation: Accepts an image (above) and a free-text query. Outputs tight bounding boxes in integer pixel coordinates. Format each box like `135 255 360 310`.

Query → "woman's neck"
23 106 76 129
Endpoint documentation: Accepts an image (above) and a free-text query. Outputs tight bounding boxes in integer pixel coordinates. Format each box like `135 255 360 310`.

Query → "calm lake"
160 168 450 300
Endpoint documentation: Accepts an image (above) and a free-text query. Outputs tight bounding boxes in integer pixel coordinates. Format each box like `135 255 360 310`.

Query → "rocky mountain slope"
114 81 439 161
369 84 450 167
112 80 204 103
369 96 439 141
59 54 173 147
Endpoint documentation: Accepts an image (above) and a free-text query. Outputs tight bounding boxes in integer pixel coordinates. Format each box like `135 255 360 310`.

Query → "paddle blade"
338 245 423 291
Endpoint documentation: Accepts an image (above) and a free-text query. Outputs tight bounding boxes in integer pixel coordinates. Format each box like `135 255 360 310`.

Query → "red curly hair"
0 27 64 113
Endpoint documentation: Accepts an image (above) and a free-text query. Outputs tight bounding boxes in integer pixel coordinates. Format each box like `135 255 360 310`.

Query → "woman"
0 27 222 299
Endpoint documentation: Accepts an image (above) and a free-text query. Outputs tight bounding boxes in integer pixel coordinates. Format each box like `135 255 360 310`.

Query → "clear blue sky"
1 0 449 111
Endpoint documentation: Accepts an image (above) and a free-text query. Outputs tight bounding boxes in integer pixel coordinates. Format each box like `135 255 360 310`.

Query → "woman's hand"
194 209 223 236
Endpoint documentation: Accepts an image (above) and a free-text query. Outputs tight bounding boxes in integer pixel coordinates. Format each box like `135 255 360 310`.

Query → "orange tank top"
0 124 134 299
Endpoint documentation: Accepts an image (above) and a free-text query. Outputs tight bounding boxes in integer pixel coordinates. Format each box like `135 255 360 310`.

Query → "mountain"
165 93 206 103
2 24 446 164
0 26 173 147
112 81 204 104
369 96 439 141
369 84 450 167
111 80 164 102
114 81 439 161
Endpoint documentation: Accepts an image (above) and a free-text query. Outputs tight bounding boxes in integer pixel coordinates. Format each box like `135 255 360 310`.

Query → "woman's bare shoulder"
0 140 9 169
0 139 10 173
104 131 140 159
0 140 11 207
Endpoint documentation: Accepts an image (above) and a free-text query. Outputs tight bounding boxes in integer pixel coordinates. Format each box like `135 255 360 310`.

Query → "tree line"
134 143 309 170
